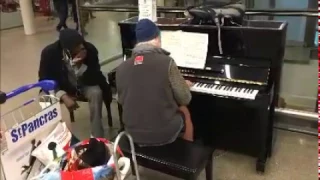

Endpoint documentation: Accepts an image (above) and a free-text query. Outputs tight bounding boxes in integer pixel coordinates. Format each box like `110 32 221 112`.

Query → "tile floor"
0 12 317 180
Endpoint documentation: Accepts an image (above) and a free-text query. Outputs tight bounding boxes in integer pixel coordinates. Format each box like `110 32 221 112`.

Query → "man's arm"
168 60 194 141
38 48 52 81
38 48 66 99
168 60 192 106
79 43 101 77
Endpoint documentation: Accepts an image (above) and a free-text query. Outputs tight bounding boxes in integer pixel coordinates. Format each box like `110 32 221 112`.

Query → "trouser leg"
70 0 79 24
82 85 104 138
53 0 68 28
99 82 113 126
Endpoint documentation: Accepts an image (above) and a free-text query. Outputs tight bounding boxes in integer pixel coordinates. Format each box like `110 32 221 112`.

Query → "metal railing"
79 5 317 16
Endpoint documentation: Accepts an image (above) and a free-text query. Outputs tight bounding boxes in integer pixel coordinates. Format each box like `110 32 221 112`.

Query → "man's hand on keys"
185 80 194 88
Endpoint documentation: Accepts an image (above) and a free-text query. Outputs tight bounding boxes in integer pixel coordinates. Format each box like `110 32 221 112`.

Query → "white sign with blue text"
4 103 62 150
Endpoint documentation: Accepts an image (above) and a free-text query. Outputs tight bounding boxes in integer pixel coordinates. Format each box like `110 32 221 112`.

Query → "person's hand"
185 80 194 88
72 57 84 68
72 57 83 64
73 49 86 63
61 95 79 111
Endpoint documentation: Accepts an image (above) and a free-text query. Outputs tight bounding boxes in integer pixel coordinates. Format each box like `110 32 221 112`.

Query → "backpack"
186 2 245 26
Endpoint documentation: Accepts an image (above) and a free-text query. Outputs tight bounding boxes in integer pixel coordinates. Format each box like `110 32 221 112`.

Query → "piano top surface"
119 16 288 62
119 17 287 31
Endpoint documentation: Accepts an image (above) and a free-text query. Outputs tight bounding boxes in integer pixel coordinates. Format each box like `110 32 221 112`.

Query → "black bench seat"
117 137 214 180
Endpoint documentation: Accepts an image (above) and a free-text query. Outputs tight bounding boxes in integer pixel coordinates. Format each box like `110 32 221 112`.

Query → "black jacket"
38 40 106 95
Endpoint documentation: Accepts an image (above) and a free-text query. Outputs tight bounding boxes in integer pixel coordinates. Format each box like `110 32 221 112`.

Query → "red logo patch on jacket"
134 56 144 65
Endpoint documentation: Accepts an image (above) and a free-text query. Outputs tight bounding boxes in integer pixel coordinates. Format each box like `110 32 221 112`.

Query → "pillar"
19 0 36 35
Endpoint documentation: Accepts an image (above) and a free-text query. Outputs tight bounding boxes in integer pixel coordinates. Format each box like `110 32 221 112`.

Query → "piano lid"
118 17 288 63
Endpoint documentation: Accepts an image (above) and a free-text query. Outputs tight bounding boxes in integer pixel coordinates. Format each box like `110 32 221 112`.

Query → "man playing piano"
116 19 194 146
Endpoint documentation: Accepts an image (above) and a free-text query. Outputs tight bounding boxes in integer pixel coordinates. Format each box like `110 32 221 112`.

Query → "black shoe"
56 25 62 31
62 25 68 29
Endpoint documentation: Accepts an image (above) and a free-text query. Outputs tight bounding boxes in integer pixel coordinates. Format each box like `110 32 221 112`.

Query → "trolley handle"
0 91 6 104
0 80 56 104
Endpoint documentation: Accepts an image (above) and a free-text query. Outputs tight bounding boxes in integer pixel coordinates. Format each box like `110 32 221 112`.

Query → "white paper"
138 0 157 22
31 122 72 168
161 31 208 69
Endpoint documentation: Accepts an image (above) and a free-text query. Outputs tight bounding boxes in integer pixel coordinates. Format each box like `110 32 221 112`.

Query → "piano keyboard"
191 82 259 100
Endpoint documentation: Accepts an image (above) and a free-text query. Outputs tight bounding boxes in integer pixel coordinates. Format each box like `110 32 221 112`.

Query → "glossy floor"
0 13 317 180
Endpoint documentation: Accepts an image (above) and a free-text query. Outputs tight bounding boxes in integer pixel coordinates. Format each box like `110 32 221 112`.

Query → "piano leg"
117 103 125 132
256 106 269 173
267 103 276 158
267 88 276 158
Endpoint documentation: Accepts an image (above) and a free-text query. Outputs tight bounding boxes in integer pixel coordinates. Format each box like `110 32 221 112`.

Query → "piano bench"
117 137 214 180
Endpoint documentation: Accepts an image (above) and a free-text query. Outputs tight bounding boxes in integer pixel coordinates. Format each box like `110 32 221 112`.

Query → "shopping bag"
31 122 73 167
31 138 130 180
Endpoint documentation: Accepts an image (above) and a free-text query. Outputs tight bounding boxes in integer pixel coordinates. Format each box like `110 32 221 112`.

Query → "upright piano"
109 17 287 173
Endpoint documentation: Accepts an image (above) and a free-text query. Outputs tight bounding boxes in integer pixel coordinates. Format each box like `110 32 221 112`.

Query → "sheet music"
161 31 208 69
138 0 157 22
160 31 183 66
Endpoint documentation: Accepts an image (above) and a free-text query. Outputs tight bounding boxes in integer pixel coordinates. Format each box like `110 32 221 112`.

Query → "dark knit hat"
59 29 84 51
135 19 160 43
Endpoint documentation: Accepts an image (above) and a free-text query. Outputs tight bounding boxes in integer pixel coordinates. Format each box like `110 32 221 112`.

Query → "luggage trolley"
0 80 140 180
0 80 59 180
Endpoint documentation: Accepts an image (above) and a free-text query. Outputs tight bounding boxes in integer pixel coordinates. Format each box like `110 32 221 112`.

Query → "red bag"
63 138 124 172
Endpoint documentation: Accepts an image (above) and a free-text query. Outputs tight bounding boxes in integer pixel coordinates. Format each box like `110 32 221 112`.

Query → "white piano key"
230 87 237 97
190 82 259 100
251 90 259 99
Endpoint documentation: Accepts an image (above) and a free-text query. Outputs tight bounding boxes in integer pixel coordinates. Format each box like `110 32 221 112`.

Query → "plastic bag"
30 138 130 180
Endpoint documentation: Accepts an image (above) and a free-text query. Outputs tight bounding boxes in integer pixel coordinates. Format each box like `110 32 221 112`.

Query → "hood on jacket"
132 44 170 56
59 29 84 52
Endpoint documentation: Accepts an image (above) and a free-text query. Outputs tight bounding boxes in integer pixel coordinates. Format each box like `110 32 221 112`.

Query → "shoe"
62 25 68 29
56 25 62 31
